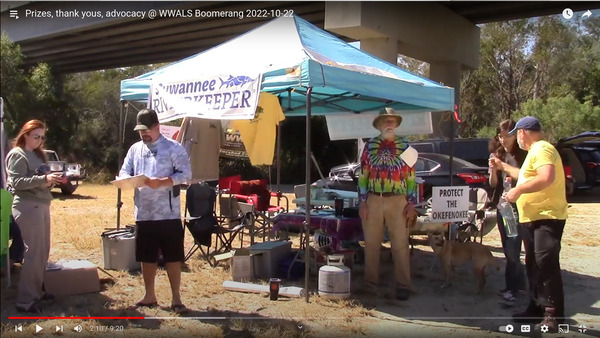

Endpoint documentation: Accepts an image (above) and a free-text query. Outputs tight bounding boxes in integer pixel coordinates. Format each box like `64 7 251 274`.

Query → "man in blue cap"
503 116 567 331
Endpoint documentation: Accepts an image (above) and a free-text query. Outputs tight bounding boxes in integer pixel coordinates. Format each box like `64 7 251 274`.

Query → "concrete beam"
325 1 480 70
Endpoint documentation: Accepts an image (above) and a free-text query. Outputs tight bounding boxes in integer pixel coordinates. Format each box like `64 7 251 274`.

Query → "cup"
269 278 281 300
334 198 344 216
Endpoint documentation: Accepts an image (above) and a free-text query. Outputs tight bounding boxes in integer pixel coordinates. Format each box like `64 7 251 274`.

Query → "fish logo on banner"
150 73 262 122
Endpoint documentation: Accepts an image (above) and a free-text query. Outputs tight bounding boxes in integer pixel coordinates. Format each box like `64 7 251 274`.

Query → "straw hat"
372 107 403 129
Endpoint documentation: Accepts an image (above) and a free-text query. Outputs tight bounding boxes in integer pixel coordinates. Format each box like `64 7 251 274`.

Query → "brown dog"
428 232 497 292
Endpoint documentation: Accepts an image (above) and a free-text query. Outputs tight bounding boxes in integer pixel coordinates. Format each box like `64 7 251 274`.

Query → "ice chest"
231 248 256 282
101 228 140 271
44 260 100 296
249 241 292 279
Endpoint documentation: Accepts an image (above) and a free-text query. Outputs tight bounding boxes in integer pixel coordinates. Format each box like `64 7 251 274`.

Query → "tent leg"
276 123 281 200
116 101 125 230
304 87 313 303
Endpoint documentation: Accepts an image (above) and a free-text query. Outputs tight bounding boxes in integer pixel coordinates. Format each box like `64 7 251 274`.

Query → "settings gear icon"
540 324 549 333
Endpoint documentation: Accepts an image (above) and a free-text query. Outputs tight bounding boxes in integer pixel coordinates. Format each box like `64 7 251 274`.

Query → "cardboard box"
231 249 255 282
249 241 292 279
44 260 100 297
101 229 140 271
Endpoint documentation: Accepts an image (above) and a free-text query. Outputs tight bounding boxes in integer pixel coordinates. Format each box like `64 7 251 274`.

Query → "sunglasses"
32 134 46 140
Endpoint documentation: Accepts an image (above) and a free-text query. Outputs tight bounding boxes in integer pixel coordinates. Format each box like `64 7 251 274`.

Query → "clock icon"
562 8 574 19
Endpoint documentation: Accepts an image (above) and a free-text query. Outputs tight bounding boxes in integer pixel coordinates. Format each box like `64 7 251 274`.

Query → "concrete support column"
430 61 461 138
359 37 398 64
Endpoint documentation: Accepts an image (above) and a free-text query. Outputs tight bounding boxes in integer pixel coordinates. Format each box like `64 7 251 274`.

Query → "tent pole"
276 123 281 200
116 101 125 230
304 87 313 303
448 110 454 241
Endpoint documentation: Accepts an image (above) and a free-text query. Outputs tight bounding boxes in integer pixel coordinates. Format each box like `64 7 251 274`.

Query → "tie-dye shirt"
358 135 417 204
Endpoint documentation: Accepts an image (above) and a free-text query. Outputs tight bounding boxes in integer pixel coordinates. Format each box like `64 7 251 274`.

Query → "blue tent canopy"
120 15 454 116
117 15 456 301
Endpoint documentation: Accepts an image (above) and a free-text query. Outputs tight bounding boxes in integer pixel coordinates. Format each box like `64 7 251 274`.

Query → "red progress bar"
9 317 145 320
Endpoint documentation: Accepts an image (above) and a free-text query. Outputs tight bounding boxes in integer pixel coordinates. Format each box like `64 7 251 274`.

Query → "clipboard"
110 174 148 189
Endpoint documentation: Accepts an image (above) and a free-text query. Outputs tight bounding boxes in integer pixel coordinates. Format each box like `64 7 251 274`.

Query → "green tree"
1 33 75 154
514 95 600 143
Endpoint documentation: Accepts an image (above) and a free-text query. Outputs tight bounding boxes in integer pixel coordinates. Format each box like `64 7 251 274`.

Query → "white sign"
150 73 263 122
325 111 433 140
431 186 469 222
159 125 180 139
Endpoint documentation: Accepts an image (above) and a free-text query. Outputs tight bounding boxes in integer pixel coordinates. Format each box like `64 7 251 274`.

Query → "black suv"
557 131 600 193
410 138 491 167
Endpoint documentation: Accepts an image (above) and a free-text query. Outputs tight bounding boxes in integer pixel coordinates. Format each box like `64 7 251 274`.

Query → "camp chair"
223 177 289 244
183 182 252 266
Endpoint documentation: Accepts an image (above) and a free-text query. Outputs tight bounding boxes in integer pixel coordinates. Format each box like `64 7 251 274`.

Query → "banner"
220 129 248 159
159 125 180 139
150 73 263 122
326 111 433 140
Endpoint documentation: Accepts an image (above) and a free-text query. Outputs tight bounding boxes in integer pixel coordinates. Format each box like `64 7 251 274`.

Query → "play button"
35 325 43 333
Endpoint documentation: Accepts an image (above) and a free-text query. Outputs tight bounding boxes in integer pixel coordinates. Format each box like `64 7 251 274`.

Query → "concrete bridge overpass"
2 1 598 136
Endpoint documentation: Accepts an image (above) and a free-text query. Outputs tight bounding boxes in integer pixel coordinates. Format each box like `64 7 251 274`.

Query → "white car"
44 150 86 195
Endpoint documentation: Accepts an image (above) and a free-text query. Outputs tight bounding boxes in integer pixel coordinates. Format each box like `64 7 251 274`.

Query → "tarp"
120 15 454 117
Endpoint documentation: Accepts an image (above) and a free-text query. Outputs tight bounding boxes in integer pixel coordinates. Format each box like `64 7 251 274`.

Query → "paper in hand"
111 174 148 189
400 145 418 167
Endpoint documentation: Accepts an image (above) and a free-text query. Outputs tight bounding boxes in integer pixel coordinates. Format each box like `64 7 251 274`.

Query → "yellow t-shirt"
516 140 568 222
231 92 285 165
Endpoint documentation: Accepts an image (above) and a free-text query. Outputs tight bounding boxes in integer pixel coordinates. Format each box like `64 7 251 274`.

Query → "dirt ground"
1 184 599 337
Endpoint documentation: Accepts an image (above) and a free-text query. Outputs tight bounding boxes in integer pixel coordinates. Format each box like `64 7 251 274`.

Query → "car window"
414 158 425 172
44 151 59 162
439 141 489 165
412 143 434 153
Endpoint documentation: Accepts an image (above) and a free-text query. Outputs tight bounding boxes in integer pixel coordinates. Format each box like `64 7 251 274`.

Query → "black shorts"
135 219 184 263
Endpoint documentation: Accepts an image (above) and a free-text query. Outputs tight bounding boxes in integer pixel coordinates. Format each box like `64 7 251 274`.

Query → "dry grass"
1 184 598 337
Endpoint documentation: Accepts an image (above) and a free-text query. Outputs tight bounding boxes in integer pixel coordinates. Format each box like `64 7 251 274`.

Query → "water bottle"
498 176 519 237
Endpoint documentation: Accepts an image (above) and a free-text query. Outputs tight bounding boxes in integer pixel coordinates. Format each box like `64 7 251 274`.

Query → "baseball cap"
133 109 159 131
508 116 541 135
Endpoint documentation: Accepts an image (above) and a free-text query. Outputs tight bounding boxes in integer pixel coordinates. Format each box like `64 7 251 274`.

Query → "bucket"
101 228 140 271
318 254 350 299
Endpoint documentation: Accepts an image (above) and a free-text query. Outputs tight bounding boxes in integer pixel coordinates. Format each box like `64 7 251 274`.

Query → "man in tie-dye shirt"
358 107 417 301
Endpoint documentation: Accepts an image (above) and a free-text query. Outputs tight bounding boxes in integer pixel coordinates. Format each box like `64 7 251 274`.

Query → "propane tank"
318 254 350 299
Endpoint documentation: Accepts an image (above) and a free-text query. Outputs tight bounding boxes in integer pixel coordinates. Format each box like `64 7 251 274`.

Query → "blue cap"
508 116 541 135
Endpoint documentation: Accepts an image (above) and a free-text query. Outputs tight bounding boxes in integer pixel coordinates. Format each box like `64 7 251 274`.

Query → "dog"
428 232 498 292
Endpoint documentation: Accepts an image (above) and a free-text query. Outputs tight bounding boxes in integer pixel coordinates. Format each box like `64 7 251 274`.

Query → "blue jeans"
497 211 526 293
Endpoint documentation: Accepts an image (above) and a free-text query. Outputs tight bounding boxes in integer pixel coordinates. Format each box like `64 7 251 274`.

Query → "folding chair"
225 177 289 244
183 182 251 266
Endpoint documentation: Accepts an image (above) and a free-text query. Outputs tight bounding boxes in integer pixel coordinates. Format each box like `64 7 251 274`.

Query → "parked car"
44 150 86 195
410 138 491 167
314 152 490 200
556 131 600 194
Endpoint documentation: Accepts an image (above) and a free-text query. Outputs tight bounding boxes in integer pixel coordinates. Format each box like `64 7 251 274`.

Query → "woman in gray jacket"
6 119 62 313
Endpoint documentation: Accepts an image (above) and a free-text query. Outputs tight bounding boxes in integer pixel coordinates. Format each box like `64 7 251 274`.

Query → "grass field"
1 183 599 337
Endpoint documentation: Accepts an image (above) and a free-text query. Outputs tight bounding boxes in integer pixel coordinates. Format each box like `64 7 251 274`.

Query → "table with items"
271 211 363 252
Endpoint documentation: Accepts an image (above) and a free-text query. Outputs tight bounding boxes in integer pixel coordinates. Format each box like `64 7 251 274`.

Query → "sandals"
16 302 43 314
170 304 189 314
128 300 188 314
127 301 158 310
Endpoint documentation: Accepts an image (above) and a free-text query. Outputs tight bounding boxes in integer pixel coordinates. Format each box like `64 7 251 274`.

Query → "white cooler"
101 228 140 271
